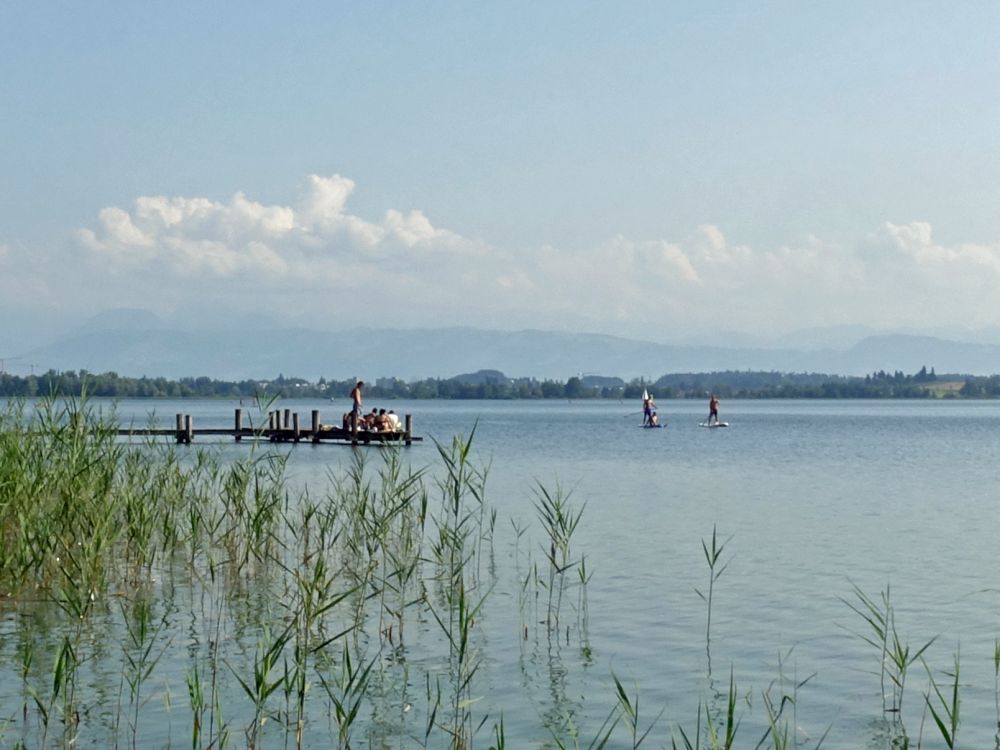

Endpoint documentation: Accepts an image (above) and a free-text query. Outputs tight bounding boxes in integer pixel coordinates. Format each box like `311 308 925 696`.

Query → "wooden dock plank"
114 410 420 446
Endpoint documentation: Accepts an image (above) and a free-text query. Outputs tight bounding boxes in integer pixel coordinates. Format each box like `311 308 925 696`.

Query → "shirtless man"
350 381 364 428
643 393 656 426
707 394 720 425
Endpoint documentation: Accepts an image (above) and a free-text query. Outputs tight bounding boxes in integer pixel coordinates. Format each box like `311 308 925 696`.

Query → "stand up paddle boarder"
707 393 720 426
643 390 657 426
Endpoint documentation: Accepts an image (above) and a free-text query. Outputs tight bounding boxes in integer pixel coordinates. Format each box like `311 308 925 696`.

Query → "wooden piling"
234 408 243 442
184 414 193 444
311 410 320 443
351 412 359 445
283 408 291 429
404 414 412 446
175 413 184 444
292 412 300 442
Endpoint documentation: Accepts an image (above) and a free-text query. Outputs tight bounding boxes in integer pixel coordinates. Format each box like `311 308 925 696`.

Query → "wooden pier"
115 409 420 446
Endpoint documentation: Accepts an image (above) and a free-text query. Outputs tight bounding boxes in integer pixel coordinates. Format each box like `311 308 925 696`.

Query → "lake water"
3 397 1000 748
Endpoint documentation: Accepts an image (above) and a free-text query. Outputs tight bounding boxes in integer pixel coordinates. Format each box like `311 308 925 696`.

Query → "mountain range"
9 310 1000 381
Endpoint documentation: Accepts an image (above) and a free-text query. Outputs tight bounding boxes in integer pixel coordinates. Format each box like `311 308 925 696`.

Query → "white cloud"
58 175 1000 336
877 221 1000 274
77 174 474 284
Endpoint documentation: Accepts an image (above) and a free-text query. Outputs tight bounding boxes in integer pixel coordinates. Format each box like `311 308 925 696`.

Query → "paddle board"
699 422 729 428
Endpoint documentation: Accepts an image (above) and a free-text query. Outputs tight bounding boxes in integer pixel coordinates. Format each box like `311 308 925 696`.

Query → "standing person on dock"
350 380 364 428
707 393 720 425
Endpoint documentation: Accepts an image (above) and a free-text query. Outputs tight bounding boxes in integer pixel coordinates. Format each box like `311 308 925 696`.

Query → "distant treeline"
3 366 1000 399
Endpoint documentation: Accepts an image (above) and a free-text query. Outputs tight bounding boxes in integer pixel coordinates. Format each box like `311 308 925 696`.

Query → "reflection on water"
2 398 1000 747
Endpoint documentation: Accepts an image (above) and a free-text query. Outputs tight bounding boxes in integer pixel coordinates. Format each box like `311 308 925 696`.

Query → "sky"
2 1 1000 361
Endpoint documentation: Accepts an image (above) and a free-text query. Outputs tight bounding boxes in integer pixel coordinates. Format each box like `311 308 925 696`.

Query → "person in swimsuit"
708 394 720 425
350 380 364 428
643 393 656 426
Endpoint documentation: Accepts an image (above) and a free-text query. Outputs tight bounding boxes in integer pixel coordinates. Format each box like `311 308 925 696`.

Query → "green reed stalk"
841 582 935 725
612 673 664 748
231 623 293 749
288 550 357 748
753 648 829 750
119 595 172 750
426 432 493 749
186 662 207 750
533 481 584 632
695 526 731 678
672 670 740 750
923 651 960 748
316 641 375 748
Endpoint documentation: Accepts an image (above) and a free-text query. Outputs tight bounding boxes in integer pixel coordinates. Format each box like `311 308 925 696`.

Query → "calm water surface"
4 398 1000 747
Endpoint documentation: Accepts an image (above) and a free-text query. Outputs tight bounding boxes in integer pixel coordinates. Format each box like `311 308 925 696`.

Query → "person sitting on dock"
387 410 401 431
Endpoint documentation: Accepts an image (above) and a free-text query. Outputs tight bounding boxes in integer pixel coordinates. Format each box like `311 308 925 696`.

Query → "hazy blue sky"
3 1 1000 355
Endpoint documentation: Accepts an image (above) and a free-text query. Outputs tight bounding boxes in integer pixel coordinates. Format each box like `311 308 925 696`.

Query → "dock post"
234 408 242 442
283 408 291 429
175 413 184 444
351 413 359 445
404 414 412 446
184 414 193 444
292 412 300 442
311 410 320 443
268 411 276 441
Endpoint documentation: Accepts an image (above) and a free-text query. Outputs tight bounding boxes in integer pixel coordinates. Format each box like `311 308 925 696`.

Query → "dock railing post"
404 414 412 446
351 412 359 445
175 413 184 444
184 414 193 444
283 409 290 430
311 410 320 443
293 412 300 442
235 408 242 442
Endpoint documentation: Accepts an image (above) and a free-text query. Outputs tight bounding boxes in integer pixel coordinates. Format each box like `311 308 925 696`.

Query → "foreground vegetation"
2 366 998 400
0 396 995 748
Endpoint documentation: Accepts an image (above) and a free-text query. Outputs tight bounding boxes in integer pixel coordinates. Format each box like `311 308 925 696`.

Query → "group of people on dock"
345 380 401 432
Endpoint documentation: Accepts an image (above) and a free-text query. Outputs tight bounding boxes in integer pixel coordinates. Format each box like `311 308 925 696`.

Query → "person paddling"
707 394 720 426
643 392 657 426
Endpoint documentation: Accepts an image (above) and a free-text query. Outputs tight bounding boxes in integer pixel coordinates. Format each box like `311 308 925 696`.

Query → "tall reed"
841 581 935 734
695 525 731 678
533 481 584 633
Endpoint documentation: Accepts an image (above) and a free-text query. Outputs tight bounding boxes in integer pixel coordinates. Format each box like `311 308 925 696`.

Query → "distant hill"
19 326 1000 380
581 374 625 388
449 369 509 385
